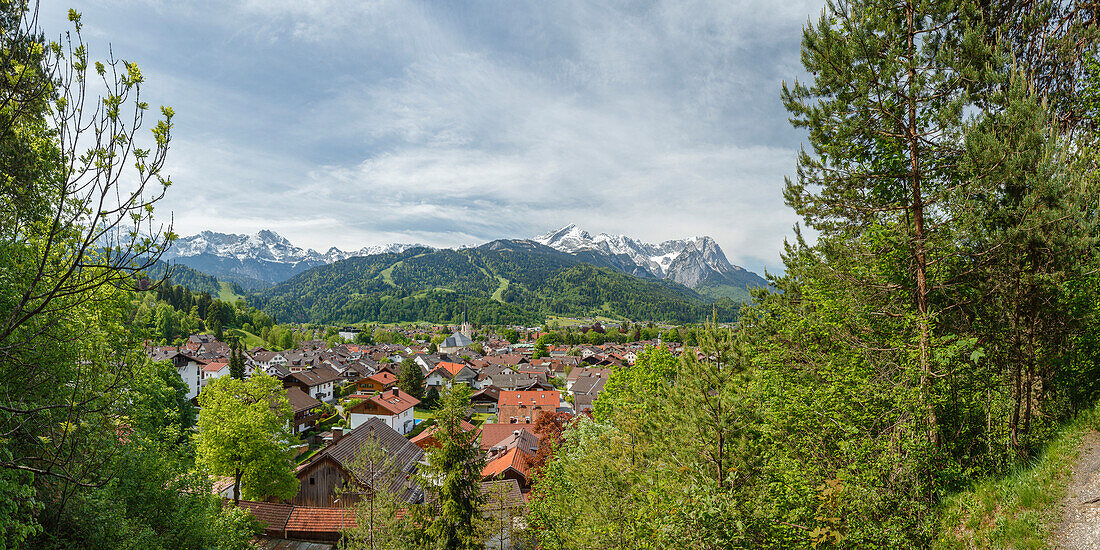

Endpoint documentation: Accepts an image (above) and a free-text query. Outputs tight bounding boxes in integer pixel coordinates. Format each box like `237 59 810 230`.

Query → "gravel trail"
1053 431 1100 549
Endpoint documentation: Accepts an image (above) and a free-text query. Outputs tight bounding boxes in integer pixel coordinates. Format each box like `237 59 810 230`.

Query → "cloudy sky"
39 0 823 274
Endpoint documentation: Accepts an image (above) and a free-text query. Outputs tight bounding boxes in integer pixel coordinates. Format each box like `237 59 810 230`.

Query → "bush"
407 418 437 439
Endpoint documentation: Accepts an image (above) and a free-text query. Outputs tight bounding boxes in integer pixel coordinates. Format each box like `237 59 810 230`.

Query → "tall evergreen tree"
411 384 485 550
229 338 244 379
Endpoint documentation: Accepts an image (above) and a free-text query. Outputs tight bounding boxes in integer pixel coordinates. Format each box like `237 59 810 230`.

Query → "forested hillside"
251 240 741 324
143 260 244 297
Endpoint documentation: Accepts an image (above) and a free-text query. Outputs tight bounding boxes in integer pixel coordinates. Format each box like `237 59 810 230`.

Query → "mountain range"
165 226 767 300
162 230 427 288
533 224 766 299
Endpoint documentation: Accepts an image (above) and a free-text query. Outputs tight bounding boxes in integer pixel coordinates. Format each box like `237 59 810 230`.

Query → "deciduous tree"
195 374 298 505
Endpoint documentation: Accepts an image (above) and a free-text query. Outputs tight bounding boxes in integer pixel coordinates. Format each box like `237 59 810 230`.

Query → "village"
147 320 686 548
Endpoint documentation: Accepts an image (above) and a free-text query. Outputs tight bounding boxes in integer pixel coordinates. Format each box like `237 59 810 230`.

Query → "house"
470 386 501 415
252 351 288 369
148 347 205 400
497 391 560 424
425 361 479 388
566 368 612 391
346 388 420 435
291 418 424 508
355 371 397 394
283 365 341 403
484 374 552 392
480 423 535 452
412 353 438 375
236 500 354 544
482 447 534 490
287 386 323 434
201 361 230 383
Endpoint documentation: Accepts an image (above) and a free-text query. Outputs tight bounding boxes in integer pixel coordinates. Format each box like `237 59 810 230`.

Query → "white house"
425 361 479 388
346 388 420 435
148 348 206 401
201 361 231 384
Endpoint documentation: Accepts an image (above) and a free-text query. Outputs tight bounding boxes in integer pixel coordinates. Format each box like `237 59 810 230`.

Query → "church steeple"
460 303 472 338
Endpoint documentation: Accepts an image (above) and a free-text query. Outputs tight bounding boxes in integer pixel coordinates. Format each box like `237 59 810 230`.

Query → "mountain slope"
251 242 741 325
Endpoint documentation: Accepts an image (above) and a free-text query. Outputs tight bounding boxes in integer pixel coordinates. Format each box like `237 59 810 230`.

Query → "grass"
414 409 435 420
379 261 401 286
936 405 1100 549
491 276 509 303
216 281 245 302
226 328 265 349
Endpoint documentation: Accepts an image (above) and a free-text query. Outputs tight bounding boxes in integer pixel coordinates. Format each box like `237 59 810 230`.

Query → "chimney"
332 427 344 443
512 430 520 437
392 387 399 397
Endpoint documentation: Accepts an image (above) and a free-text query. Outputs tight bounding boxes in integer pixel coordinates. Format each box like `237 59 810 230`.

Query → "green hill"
250 241 741 325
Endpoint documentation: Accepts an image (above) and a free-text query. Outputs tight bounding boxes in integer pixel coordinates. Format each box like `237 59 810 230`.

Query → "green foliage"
211 507 264 550
251 244 743 325
422 386 441 411
338 433 414 549
937 406 1100 548
593 346 676 423
410 384 486 549
229 338 244 379
500 328 520 344
195 375 299 503
532 342 549 359
399 359 425 400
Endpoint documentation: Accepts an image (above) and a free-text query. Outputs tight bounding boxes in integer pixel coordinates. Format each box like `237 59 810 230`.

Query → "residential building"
286 386 323 434
498 391 560 424
290 418 424 508
346 388 420 435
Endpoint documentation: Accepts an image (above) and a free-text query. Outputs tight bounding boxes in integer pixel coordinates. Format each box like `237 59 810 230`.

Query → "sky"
38 0 824 275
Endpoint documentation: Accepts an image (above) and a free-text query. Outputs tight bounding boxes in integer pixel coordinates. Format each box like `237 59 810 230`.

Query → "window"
310 477 315 485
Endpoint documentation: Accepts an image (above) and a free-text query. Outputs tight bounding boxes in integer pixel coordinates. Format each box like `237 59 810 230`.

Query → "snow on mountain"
533 224 749 288
166 230 429 265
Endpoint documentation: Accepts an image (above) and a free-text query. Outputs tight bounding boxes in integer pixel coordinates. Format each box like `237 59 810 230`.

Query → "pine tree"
229 338 245 379
411 384 486 550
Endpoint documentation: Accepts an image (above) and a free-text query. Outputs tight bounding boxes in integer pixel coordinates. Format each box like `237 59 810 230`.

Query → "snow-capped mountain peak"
166 230 430 267
533 224 744 288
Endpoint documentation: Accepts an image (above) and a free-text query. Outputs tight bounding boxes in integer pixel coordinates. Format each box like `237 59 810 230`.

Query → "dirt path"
1052 430 1100 549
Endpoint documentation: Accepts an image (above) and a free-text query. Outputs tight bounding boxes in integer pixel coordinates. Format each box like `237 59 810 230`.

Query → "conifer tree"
229 338 245 379
411 384 485 550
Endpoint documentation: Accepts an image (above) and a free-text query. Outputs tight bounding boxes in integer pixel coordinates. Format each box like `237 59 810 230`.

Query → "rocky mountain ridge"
532 224 753 289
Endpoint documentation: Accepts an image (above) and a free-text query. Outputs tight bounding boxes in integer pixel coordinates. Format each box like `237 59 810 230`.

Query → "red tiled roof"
367 371 397 384
498 391 559 408
285 506 356 532
482 447 532 480
432 361 468 378
479 423 534 451
234 501 293 536
203 361 228 373
409 420 478 450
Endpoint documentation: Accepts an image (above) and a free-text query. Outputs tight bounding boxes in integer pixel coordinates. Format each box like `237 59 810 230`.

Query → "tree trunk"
234 466 242 506
906 1 937 448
